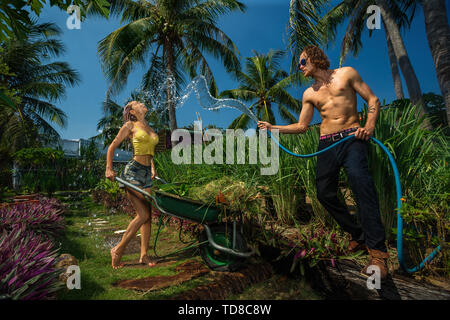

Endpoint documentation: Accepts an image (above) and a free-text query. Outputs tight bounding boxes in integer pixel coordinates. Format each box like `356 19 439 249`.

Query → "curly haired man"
258 45 389 279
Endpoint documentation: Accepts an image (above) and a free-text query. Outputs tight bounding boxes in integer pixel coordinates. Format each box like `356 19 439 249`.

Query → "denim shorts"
120 160 153 189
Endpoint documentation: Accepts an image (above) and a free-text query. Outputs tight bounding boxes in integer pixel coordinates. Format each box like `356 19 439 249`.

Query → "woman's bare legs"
138 187 156 266
111 187 151 269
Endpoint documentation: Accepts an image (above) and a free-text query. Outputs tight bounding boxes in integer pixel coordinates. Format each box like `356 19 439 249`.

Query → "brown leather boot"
361 249 390 279
348 240 368 254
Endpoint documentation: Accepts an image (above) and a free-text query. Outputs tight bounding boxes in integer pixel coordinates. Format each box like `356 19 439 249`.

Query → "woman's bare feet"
111 247 124 269
139 254 157 267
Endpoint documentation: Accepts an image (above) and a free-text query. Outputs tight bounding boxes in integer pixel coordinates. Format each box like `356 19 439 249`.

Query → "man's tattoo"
368 106 376 113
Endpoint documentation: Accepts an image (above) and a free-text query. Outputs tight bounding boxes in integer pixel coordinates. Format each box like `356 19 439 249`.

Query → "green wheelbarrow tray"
115 176 255 259
154 189 221 224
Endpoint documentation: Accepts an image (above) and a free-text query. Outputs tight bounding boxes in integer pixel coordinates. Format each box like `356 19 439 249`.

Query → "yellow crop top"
130 123 159 156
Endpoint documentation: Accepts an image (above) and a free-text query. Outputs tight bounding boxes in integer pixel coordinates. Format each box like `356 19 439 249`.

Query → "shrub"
0 225 63 300
0 197 66 239
0 198 66 300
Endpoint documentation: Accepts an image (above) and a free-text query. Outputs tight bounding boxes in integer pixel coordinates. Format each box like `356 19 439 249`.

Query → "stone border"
170 262 274 300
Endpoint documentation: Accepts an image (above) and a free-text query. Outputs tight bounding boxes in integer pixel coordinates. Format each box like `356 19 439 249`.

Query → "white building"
59 138 132 162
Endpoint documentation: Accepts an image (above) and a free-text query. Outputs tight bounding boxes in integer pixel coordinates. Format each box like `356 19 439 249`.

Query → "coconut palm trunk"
376 0 427 118
164 39 178 133
383 18 404 100
420 0 450 126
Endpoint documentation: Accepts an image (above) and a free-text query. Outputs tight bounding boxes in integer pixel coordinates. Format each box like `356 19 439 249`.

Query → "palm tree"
375 0 425 113
94 99 129 149
383 19 404 99
420 0 450 126
98 0 246 133
220 49 305 129
0 1 110 42
0 22 80 153
288 0 328 73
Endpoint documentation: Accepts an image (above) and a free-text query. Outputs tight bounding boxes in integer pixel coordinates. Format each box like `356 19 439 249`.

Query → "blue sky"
36 0 447 140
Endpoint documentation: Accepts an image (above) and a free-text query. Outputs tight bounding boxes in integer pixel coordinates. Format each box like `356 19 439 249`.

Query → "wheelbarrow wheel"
199 223 247 272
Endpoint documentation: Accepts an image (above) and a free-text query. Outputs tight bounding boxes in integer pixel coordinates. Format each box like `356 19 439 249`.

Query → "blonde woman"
105 101 159 269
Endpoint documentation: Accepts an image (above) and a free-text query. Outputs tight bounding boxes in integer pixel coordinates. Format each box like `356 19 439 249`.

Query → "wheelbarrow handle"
114 176 173 217
203 224 255 258
154 176 168 184
114 177 153 198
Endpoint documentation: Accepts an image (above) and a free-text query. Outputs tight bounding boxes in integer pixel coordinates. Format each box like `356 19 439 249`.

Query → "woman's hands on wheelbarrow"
105 167 116 181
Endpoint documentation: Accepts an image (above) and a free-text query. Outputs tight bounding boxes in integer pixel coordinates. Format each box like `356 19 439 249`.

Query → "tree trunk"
376 0 429 127
383 19 404 100
309 259 450 300
164 39 178 133
421 0 450 127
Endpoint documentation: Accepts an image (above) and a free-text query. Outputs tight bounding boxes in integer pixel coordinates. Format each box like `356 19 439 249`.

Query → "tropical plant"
13 147 64 167
0 224 63 300
0 22 80 154
0 0 110 42
220 49 305 129
288 0 329 72
362 103 448 240
399 192 449 275
0 197 66 300
286 223 350 274
422 92 448 129
0 197 66 238
98 0 246 132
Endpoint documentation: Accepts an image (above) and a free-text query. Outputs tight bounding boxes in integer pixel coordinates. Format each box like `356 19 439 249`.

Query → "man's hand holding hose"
257 121 272 131
349 126 374 141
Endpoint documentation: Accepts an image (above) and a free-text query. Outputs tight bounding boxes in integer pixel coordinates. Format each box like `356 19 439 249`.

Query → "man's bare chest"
310 81 353 109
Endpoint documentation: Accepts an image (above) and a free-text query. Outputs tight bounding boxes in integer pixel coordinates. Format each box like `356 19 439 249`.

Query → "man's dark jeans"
316 137 387 252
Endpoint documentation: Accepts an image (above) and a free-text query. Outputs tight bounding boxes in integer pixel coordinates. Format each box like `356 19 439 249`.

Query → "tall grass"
153 104 448 250
363 104 449 241
154 132 303 224
280 127 333 226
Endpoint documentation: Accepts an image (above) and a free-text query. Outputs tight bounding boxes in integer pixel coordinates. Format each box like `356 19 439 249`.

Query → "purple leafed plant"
0 225 63 300
0 197 65 238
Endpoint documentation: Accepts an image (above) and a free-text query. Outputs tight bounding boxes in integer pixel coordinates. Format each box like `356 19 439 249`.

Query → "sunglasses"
298 58 307 70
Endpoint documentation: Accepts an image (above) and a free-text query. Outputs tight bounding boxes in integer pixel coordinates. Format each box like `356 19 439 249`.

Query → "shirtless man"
258 45 389 279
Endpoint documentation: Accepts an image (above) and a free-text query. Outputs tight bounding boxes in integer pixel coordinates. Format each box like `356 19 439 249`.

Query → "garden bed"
259 223 450 300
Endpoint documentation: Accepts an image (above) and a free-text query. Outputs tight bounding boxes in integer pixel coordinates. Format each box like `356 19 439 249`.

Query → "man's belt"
319 127 359 143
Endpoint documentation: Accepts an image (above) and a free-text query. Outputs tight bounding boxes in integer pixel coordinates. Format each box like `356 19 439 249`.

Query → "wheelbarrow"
115 176 254 271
